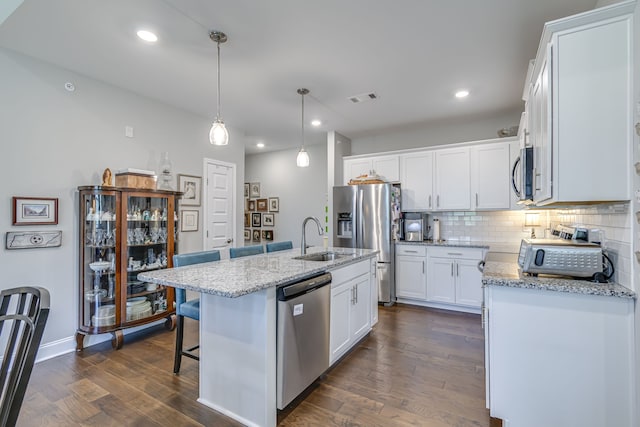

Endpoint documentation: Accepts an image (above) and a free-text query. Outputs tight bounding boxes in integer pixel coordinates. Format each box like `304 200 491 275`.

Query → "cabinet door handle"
456 263 459 276
405 250 418 253
437 195 440 208
475 193 478 207
355 285 358 304
447 252 463 256
428 195 432 209
422 261 425 274
351 286 355 305
451 263 454 276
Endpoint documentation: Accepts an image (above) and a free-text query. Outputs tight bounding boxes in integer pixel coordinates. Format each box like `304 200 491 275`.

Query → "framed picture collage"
244 182 279 243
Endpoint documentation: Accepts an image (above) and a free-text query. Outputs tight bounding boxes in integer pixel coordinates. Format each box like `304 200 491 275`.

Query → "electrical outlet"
125 126 134 138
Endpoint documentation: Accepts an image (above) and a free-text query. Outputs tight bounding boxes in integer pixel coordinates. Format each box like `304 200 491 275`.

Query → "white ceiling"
0 0 598 153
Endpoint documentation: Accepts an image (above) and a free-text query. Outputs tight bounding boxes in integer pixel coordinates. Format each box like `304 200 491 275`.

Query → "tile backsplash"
428 203 631 286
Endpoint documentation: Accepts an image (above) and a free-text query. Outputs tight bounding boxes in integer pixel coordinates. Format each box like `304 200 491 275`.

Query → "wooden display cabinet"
76 186 181 350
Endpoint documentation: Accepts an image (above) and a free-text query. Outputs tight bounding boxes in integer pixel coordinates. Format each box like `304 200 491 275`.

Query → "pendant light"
209 31 229 146
296 88 310 167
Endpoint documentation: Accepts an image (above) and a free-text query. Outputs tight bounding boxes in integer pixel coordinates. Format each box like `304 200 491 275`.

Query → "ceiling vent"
348 92 378 104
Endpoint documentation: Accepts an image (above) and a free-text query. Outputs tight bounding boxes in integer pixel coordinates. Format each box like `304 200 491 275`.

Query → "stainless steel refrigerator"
333 184 399 305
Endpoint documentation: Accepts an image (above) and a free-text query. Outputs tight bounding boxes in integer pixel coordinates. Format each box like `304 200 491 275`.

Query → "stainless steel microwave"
511 146 534 204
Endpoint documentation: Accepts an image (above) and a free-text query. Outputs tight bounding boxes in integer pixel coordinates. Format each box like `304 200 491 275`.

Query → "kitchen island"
482 252 636 427
138 246 378 427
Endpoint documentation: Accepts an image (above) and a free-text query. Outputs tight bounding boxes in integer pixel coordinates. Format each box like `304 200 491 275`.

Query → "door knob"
226 238 233 244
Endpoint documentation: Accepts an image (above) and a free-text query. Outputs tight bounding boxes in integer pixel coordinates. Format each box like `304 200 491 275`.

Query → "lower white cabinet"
426 247 484 309
485 285 634 427
329 260 372 365
395 245 427 300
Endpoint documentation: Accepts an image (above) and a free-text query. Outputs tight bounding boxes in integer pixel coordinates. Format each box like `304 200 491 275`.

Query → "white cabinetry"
434 147 470 210
329 260 372 365
343 155 400 184
395 245 427 300
400 151 434 210
528 4 632 205
485 285 634 427
426 247 484 309
370 258 378 326
470 142 511 210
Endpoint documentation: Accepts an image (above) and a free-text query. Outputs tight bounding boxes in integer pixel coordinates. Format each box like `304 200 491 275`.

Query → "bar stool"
229 244 264 258
172 250 220 374
265 241 293 253
0 286 50 426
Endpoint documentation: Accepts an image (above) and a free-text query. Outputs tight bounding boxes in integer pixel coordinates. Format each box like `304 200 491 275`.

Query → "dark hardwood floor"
18 304 492 426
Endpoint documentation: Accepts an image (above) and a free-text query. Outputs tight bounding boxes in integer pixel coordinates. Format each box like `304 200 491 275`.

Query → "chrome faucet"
301 216 324 255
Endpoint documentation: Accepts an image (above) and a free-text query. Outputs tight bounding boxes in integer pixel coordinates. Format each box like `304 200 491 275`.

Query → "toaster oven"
518 239 603 278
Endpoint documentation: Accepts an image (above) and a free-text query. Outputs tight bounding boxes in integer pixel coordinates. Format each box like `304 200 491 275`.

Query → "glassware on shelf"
158 152 174 190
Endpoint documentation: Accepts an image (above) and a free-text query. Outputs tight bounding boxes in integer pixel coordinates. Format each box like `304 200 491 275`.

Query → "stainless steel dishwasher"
277 272 331 409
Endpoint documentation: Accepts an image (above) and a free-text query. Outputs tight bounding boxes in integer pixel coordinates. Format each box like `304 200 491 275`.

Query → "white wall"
245 144 327 249
0 48 245 357
349 109 522 155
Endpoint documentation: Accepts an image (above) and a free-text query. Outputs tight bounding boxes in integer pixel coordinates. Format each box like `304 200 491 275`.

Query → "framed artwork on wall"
252 212 261 227
252 229 261 242
244 229 251 241
244 183 250 198
244 213 250 227
262 213 274 226
256 198 268 212
247 200 256 211
268 197 279 212
178 174 202 206
180 210 199 232
250 182 260 198
12 197 58 225
262 230 273 241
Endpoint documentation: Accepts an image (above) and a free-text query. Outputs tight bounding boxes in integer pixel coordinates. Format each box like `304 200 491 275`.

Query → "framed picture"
252 212 261 227
250 182 260 198
247 200 256 211
12 197 58 225
244 183 250 198
256 198 268 212
262 230 273 241
178 174 202 206
244 212 250 227
252 229 261 242
180 210 199 232
244 229 251 241
262 213 274 226
268 197 279 212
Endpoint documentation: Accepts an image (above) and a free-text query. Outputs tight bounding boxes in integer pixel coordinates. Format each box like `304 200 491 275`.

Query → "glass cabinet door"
122 192 175 324
80 190 118 331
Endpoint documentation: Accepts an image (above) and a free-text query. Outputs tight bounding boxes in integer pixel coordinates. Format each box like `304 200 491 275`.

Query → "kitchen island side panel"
198 287 277 427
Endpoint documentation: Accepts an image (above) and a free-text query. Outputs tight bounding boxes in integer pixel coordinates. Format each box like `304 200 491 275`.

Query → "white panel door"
343 158 372 184
395 255 426 300
372 155 400 182
434 147 470 210
330 282 352 364
205 159 235 256
350 274 371 340
454 259 483 308
470 142 511 210
426 257 455 304
400 151 433 210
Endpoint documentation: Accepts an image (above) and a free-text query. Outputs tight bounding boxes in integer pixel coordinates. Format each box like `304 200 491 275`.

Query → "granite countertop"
137 246 378 298
482 252 636 299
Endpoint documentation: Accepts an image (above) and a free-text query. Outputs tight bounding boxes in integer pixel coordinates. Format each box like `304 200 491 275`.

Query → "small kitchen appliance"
403 212 428 241
518 238 603 278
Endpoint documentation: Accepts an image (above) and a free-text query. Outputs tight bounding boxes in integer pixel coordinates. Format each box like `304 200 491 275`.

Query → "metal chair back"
0 286 50 427
229 245 264 259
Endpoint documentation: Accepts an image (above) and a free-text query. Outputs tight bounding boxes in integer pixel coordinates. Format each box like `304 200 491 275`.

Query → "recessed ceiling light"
311 119 322 127
455 90 469 98
256 142 265 148
137 30 158 43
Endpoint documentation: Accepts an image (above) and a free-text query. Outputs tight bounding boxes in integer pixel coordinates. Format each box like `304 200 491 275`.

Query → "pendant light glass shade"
209 31 229 146
210 118 229 146
296 147 310 167
296 88 310 167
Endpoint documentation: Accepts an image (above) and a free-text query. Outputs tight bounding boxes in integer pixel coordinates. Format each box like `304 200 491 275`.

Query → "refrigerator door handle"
357 188 364 249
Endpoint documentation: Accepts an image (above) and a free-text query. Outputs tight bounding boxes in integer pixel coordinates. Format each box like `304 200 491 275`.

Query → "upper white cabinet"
527 3 633 205
400 151 434 210
343 155 400 184
470 142 511 210
434 147 470 210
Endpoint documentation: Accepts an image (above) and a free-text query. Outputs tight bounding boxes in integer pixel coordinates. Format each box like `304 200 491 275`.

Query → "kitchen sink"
293 251 347 262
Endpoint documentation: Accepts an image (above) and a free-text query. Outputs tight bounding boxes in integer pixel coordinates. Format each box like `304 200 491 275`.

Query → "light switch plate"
5 230 62 249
